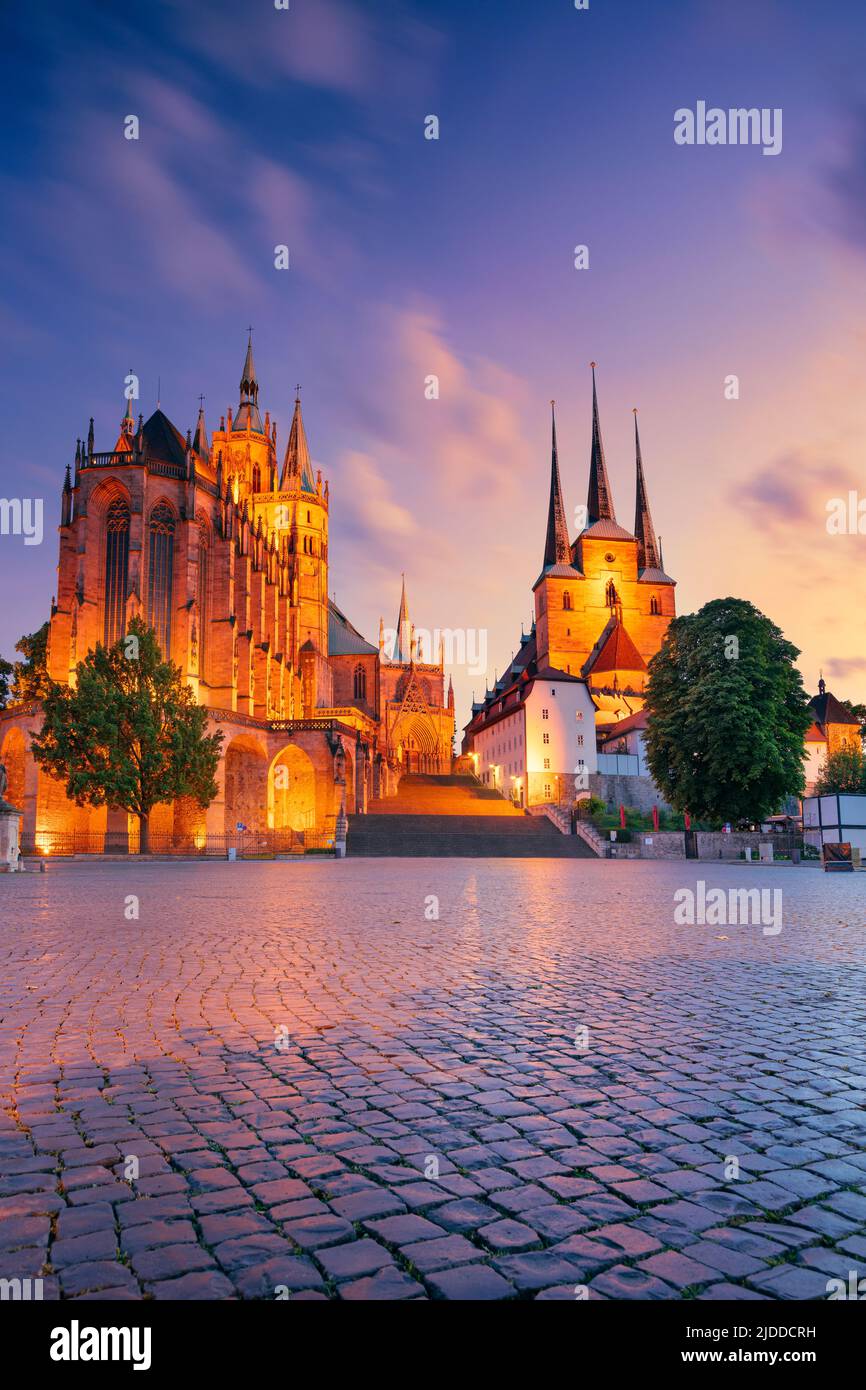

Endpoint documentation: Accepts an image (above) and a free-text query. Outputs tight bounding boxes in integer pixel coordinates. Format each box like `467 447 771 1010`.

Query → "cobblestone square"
1 860 864 1301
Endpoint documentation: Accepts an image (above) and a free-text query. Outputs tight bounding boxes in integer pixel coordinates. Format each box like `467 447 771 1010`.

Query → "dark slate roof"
233 401 264 433
328 599 378 656
638 565 676 585
532 561 583 590
578 518 635 542
809 690 860 728
142 409 187 468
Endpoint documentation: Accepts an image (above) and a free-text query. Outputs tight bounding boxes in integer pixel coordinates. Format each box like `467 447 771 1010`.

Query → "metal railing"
21 828 336 857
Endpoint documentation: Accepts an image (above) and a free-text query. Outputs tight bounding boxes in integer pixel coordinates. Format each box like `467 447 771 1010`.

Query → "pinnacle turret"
542 400 572 568
632 410 660 572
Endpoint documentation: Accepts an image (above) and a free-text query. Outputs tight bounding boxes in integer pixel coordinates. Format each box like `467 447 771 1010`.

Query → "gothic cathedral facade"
0 340 454 850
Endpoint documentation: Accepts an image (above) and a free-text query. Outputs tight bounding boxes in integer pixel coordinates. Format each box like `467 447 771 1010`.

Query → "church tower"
533 365 676 730
533 402 585 676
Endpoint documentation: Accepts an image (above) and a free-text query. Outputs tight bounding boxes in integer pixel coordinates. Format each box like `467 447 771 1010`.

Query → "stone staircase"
347 775 597 857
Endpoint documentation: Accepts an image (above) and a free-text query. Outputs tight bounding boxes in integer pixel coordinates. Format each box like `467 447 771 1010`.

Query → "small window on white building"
544 757 550 769
543 732 549 744
577 734 584 746
542 709 549 720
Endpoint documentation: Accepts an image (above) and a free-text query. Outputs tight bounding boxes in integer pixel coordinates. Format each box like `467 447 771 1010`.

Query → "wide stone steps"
364 773 525 818
346 819 597 857
348 776 595 857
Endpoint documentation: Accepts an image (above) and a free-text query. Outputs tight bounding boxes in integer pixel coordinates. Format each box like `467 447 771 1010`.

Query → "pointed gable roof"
586 620 647 677
809 686 860 730
279 393 315 491
586 362 616 525
632 410 660 572
142 409 187 468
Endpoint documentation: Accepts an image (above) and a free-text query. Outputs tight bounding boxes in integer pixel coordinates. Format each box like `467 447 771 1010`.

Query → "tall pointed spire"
632 409 660 571
393 574 411 663
543 400 572 568
234 330 263 432
279 388 315 492
586 363 615 525
193 396 209 459
114 391 136 454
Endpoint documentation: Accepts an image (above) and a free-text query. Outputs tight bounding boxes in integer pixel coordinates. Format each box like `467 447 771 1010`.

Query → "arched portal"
223 734 268 834
269 744 317 831
392 713 439 775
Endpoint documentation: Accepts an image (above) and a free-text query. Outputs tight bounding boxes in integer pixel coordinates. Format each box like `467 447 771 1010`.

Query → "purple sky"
2 0 866 724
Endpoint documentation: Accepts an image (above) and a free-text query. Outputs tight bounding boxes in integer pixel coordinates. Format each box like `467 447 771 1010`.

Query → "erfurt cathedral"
0 339 454 849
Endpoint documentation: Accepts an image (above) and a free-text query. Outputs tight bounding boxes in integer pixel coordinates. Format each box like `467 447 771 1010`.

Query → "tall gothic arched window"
563 591 572 610
354 663 366 701
147 502 176 658
104 497 130 645
650 595 660 616
606 579 618 609
197 524 209 679
252 464 261 493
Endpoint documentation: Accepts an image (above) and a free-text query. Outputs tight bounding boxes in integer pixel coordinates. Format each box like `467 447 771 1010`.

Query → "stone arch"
269 743 318 831
393 712 439 773
223 734 269 835
0 726 26 826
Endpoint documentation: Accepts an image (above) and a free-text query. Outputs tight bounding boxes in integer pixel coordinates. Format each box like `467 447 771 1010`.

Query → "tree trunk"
138 814 150 855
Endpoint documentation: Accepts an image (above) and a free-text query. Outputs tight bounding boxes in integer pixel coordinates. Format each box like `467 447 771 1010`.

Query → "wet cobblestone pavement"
1 859 864 1300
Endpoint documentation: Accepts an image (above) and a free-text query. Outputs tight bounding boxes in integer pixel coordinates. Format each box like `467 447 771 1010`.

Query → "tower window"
606 579 618 608
563 591 572 610
252 464 261 493
147 502 176 658
104 497 130 646
650 595 660 615
353 662 366 701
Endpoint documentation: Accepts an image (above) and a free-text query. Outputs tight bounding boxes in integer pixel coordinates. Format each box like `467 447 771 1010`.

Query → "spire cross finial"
247 326 253 338
590 361 597 370
198 394 205 409
295 383 301 401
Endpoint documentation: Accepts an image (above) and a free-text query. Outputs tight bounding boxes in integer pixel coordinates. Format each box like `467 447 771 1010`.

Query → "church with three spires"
462 365 676 808
0 338 454 850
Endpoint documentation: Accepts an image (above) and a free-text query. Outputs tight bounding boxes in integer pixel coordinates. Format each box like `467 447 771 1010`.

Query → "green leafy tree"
31 617 222 853
12 621 50 701
839 699 866 748
0 655 12 710
644 597 812 824
814 745 866 794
